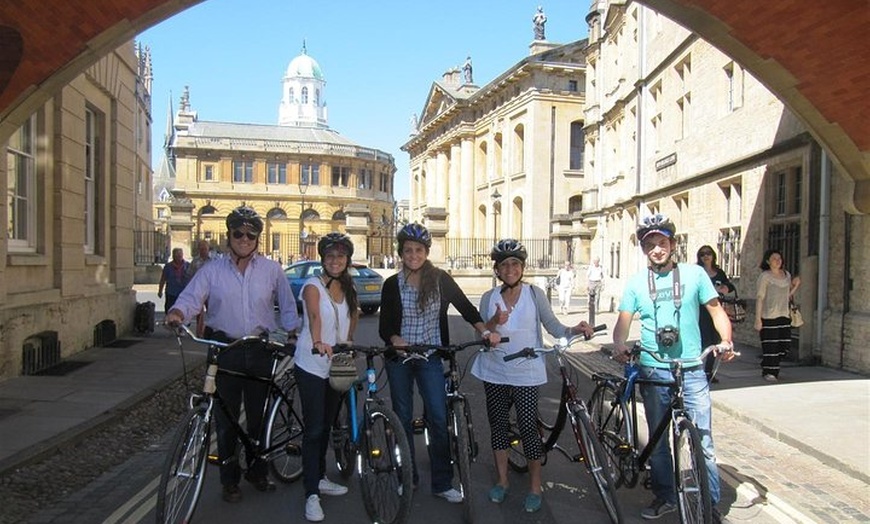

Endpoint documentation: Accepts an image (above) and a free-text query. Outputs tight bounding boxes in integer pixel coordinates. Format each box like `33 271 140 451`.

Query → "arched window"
301 208 320 221
288 87 294 103
513 124 525 174
331 210 346 221
315 89 320 106
199 204 217 216
267 207 287 219
301 87 309 104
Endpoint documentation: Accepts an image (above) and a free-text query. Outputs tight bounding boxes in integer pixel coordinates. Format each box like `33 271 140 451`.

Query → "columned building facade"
163 47 396 266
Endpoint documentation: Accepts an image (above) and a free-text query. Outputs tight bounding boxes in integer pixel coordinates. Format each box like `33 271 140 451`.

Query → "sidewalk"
0 297 867 490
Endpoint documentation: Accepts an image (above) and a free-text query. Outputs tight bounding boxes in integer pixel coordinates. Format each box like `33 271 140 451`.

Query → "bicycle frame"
336 348 385 471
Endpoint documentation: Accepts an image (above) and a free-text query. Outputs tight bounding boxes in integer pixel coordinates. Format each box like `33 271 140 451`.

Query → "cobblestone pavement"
568 346 870 524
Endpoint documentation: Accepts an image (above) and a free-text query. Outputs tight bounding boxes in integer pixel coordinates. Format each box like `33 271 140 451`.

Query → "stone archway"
0 0 867 209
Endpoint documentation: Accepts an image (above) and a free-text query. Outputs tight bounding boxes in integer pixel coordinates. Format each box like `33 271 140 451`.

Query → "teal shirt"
618 263 718 368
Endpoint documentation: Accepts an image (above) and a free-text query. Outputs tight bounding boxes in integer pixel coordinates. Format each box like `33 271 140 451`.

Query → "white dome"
286 53 324 80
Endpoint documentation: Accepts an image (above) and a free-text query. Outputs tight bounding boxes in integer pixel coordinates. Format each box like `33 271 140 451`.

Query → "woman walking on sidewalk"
754 249 800 381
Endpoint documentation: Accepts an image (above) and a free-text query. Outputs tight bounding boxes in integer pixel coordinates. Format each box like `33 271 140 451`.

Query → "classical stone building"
0 41 152 378
403 39 588 270
582 1 869 372
163 46 396 266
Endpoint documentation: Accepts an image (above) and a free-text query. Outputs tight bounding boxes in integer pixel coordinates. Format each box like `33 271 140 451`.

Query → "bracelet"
314 341 322 347
481 329 492 338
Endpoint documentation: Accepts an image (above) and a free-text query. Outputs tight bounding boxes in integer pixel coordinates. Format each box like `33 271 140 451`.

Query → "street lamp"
491 188 501 286
299 169 310 259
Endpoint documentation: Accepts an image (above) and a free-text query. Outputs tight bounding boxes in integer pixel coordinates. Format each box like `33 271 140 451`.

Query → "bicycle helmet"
490 238 528 264
226 206 264 234
318 232 354 258
396 223 432 252
636 213 676 241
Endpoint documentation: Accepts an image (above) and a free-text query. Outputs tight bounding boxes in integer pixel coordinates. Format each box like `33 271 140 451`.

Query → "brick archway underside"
0 0 867 210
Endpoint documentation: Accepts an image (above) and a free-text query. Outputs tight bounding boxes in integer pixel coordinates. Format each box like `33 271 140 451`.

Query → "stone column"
343 203 371 264
423 207 448 265
460 137 475 238
448 143 461 237
435 149 448 208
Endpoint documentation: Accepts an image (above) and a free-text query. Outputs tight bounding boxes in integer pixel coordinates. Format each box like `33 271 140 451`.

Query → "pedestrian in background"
294 233 357 522
379 223 499 503
555 261 575 315
165 206 299 504
696 245 735 382
754 248 800 382
187 240 213 336
157 247 189 313
475 239 594 513
586 257 605 313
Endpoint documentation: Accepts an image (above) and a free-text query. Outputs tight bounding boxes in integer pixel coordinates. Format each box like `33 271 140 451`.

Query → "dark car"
284 261 384 315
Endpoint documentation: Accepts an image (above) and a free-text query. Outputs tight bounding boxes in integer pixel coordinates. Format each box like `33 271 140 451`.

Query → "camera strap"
648 264 682 329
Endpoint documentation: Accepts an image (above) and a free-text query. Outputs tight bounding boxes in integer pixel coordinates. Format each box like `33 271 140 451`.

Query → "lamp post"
299 170 310 260
491 188 501 286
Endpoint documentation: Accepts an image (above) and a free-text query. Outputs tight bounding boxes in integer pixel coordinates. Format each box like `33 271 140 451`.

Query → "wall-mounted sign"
655 152 677 171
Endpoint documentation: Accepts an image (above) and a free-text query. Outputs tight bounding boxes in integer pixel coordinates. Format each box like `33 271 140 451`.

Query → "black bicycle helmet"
318 232 354 258
396 223 432 252
491 238 528 264
226 206 264 234
636 213 676 241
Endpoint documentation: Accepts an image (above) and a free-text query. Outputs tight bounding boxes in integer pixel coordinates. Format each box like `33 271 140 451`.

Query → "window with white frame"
233 160 253 183
301 163 320 185
6 115 37 251
267 162 287 184
724 62 743 112
203 164 214 181
331 166 350 187
84 108 100 255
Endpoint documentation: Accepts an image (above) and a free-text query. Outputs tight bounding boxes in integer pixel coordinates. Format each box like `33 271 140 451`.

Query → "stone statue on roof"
533 6 547 40
463 56 473 84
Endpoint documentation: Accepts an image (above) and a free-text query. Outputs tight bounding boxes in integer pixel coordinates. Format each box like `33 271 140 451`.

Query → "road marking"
102 476 158 524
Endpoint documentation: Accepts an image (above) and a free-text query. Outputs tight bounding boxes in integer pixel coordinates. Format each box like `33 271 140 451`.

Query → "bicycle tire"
452 400 475 523
156 405 211 524
265 377 304 483
507 413 550 473
359 405 413 524
674 417 711 524
570 403 625 524
589 381 634 488
333 393 355 479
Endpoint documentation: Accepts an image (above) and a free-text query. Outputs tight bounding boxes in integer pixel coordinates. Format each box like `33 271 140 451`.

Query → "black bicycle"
503 327 623 523
156 324 304 524
588 343 737 524
400 338 506 524
327 344 413 524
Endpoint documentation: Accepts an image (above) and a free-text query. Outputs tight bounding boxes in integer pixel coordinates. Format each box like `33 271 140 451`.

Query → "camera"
656 326 680 347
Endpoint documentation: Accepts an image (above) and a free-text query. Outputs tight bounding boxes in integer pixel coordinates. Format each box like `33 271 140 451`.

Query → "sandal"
488 484 508 503
524 493 543 513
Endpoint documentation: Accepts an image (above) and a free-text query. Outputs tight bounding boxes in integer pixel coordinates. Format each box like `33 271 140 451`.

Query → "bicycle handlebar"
504 324 607 362
163 321 293 355
629 341 740 364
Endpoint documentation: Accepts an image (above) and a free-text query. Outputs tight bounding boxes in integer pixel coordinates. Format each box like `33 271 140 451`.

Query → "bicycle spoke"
571 404 624 524
266 379 304 483
359 407 413 524
157 407 211 524
674 418 711 524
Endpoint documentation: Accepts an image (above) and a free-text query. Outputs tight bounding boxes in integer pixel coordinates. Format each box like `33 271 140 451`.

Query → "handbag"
328 352 358 392
721 293 747 323
790 301 804 328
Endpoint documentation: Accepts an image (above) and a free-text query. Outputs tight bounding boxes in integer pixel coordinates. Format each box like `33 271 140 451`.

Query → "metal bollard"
588 291 596 325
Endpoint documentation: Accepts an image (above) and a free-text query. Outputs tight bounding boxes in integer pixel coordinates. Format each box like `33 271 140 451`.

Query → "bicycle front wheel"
156 405 211 524
264 377 304 483
570 403 624 524
589 381 633 488
333 393 355 479
507 413 550 473
451 400 475 523
674 417 711 524
359 405 413 524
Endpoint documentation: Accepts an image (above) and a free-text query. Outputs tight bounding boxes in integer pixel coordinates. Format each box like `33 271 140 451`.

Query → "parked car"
283 261 383 315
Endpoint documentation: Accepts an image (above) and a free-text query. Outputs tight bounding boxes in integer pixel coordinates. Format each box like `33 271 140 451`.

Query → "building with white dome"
158 44 396 265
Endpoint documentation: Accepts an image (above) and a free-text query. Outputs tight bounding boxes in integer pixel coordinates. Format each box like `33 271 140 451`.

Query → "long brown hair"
415 260 441 311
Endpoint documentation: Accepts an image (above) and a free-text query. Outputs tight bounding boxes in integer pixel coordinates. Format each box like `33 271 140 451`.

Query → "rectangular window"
267 162 287 184
568 80 578 92
301 163 320 185
331 166 350 187
717 227 742 278
84 108 99 254
358 168 373 189
271 232 281 252
569 122 584 170
233 161 253 183
6 115 37 251
204 165 214 181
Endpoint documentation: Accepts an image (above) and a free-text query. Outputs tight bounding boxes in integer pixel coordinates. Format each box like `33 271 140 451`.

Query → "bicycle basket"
329 353 358 392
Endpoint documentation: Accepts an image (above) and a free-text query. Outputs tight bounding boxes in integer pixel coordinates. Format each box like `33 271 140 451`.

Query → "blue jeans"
639 366 720 506
295 366 342 497
385 356 453 493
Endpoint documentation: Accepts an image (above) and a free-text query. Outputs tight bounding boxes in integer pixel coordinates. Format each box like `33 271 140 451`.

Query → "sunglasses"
232 230 258 240
700 251 714 256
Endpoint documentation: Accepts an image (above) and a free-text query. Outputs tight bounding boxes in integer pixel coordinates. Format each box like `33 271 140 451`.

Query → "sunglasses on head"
232 230 258 240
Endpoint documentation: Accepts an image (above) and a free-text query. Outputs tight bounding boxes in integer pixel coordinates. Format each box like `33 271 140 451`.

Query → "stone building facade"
163 46 396 266
0 41 152 379
582 1 869 372
403 40 588 269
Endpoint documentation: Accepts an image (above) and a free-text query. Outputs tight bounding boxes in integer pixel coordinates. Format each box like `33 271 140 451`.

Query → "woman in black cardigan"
697 245 735 382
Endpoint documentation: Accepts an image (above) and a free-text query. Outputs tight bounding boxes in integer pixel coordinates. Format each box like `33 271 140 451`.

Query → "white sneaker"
305 494 324 522
319 477 349 496
435 488 463 503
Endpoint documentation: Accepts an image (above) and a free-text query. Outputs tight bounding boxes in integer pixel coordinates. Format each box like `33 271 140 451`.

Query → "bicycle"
399 338 505 524
326 343 413 524
156 324 304 524
502 326 623 523
588 343 737 524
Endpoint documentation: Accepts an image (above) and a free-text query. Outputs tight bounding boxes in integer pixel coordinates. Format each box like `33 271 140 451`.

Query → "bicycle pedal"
207 453 221 465
571 453 584 463
369 447 383 459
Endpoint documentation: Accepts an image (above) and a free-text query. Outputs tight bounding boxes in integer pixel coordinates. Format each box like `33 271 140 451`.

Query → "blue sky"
140 0 591 200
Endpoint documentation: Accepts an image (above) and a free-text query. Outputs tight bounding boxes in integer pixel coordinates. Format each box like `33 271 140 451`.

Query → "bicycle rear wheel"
359 405 413 524
589 381 633 488
156 404 211 524
507 414 549 473
451 400 475 523
570 403 624 524
264 377 304 483
674 417 711 524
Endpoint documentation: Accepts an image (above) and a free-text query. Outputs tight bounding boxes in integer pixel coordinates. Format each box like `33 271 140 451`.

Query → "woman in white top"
294 233 358 522
556 261 576 315
474 239 593 514
754 248 800 382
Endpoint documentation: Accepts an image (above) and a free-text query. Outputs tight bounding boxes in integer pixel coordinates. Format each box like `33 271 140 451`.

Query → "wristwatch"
481 329 492 339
